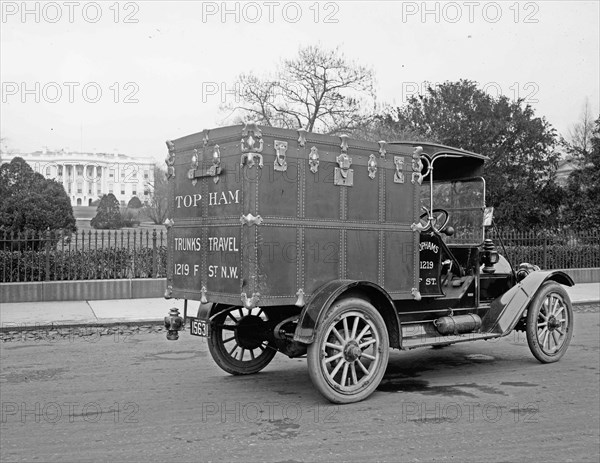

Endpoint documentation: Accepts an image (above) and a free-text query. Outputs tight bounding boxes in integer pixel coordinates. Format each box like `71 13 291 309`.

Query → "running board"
401 323 501 350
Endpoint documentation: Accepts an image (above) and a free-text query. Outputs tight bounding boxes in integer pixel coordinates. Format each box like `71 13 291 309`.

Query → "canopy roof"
389 141 489 181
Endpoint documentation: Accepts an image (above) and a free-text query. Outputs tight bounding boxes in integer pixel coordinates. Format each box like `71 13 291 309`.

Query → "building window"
121 184 125 195
77 166 83 176
144 170 149 179
108 183 114 194
144 189 150 196
132 188 137 196
77 182 83 194
68 184 72 193
88 184 92 194
46 166 52 176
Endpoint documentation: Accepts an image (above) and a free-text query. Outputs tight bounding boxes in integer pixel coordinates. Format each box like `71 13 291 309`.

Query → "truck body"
163 123 574 403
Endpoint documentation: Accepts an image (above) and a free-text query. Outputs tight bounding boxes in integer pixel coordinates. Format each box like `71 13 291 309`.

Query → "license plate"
189 317 209 337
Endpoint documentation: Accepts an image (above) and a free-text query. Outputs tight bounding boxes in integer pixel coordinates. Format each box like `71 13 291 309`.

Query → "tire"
307 297 389 404
526 282 574 363
208 306 277 375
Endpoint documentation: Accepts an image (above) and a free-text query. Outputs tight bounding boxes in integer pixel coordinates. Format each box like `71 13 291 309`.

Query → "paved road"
1 312 599 463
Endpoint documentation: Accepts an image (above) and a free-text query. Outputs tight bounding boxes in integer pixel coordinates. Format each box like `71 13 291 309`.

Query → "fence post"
45 230 51 281
1 229 5 283
542 230 548 269
152 229 158 278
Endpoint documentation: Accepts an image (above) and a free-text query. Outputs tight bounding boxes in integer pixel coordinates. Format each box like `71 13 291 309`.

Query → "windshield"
421 177 486 244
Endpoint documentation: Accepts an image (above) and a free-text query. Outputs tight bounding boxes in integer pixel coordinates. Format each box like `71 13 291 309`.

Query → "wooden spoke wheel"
526 282 573 363
307 297 389 404
208 306 277 375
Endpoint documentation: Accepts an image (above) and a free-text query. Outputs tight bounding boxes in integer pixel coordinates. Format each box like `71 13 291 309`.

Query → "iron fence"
0 228 597 284
0 229 166 282
487 229 599 270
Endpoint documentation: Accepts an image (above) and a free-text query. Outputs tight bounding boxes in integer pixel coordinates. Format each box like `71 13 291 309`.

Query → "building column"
61 163 67 192
69 164 75 202
92 165 97 198
101 165 106 196
96 165 101 198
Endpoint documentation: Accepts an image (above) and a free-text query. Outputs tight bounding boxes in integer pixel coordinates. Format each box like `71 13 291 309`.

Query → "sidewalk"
566 282 600 305
0 298 185 330
0 284 598 331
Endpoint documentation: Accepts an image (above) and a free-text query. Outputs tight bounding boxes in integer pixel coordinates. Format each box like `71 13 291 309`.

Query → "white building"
1 149 156 207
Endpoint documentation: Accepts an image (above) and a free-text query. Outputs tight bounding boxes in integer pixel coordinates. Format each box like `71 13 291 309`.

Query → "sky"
1 0 599 163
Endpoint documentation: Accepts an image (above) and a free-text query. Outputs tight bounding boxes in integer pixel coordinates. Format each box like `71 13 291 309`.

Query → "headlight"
516 263 540 282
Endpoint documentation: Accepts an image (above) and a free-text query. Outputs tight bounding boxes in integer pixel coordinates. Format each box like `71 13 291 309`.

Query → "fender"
196 302 238 323
194 302 238 338
481 270 574 336
293 279 401 348
195 301 215 320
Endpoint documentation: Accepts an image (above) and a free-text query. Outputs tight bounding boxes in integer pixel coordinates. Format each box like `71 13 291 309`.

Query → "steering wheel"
419 207 450 233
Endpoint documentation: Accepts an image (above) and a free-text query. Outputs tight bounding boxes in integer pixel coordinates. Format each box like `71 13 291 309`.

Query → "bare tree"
564 98 595 159
222 45 376 134
143 165 168 225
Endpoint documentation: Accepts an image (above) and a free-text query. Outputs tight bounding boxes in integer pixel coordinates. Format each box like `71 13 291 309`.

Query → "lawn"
73 206 160 231
72 206 97 219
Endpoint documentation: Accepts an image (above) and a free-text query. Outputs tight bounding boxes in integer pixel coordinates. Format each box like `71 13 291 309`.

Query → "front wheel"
526 282 573 363
307 297 389 404
208 306 277 375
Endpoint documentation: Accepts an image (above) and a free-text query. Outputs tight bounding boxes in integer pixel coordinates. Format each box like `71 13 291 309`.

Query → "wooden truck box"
164 123 422 307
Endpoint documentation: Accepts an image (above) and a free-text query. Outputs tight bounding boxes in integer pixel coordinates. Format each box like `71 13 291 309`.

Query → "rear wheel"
307 297 389 403
526 282 573 363
208 306 277 375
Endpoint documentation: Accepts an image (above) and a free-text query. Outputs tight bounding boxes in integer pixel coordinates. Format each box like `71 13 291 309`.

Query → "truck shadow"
196 343 538 402
377 345 536 396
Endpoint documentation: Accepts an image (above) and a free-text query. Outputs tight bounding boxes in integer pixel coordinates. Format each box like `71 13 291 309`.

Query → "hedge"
0 247 167 282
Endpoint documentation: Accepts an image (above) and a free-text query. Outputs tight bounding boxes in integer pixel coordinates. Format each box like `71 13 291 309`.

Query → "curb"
573 300 600 307
0 322 170 343
0 319 165 333
572 302 600 313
